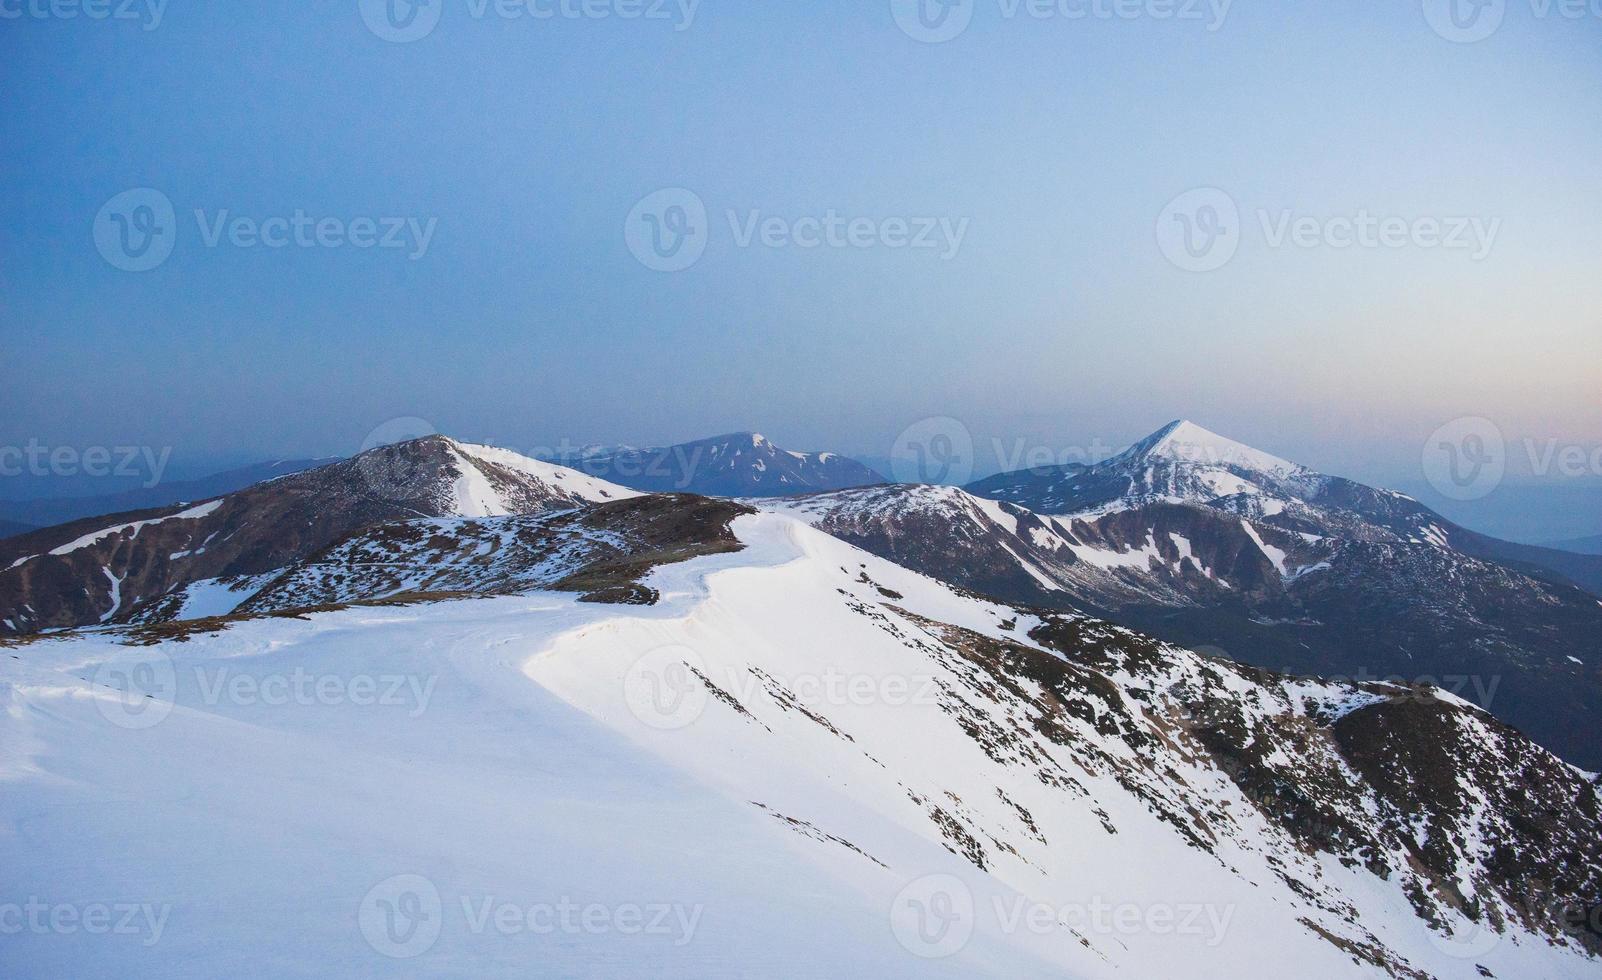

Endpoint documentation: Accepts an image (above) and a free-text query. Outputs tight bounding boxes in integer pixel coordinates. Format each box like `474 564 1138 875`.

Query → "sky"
1 0 1598 535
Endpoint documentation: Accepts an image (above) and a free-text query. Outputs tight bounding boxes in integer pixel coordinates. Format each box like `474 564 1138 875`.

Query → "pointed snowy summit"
1118 420 1302 475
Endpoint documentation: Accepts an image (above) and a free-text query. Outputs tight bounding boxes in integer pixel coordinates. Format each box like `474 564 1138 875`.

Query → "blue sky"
1 0 1598 519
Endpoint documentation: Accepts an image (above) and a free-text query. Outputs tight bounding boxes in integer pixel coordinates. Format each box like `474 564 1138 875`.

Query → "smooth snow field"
2 515 1593 978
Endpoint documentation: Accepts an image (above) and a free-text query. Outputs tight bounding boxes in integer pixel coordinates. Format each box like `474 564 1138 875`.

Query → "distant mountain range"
0 457 335 529
0 519 35 540
3 423 1598 772
1548 533 1602 556
776 421 1602 769
547 432 887 497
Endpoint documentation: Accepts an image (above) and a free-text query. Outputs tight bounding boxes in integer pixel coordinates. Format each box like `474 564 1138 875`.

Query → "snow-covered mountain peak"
697 431 771 449
967 421 1320 519
1120 420 1303 476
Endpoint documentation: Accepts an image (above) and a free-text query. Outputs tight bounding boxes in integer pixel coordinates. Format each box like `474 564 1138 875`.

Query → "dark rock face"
1332 698 1602 958
928 605 1602 969
238 494 752 613
551 433 886 497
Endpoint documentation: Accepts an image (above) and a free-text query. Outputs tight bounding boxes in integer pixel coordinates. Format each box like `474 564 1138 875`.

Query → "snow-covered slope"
443 439 639 515
765 483 1298 610
3 513 1598 978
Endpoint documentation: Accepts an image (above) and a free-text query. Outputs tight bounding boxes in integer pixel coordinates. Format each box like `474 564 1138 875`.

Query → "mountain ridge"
780 422 1602 767
0 436 637 634
548 432 887 498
